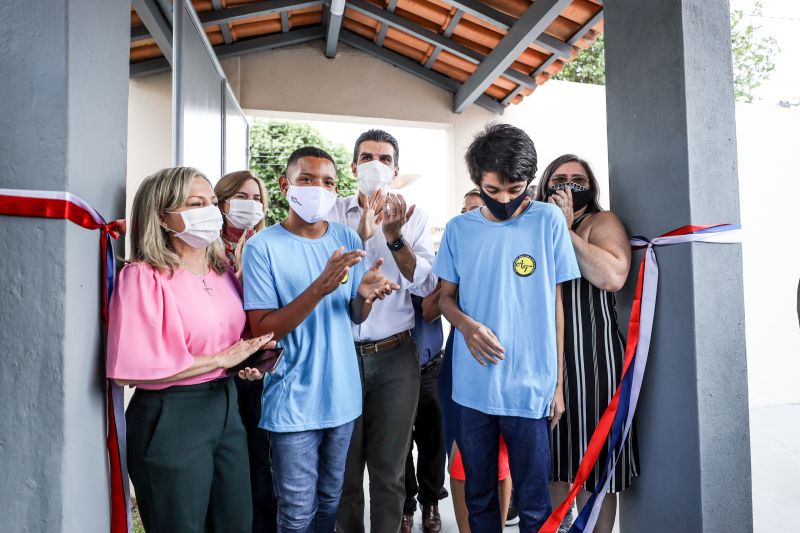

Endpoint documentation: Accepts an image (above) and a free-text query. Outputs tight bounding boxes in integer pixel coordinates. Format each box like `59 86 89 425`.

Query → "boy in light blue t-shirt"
243 146 399 531
433 124 580 532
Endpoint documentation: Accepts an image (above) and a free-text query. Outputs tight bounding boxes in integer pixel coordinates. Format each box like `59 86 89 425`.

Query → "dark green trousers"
126 377 253 533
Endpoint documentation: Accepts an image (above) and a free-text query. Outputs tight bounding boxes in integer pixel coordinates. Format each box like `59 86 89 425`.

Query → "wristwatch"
386 235 406 252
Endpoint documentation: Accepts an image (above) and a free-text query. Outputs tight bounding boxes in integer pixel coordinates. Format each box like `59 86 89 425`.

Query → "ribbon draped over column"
0 189 130 533
0 191 745 533
540 224 742 533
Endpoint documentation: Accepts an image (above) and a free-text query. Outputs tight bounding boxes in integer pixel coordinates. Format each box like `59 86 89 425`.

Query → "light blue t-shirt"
433 201 580 419
242 221 365 432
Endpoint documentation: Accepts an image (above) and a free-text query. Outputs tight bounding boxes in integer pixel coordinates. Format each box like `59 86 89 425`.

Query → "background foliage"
552 34 605 85
553 3 779 102
730 2 779 102
249 120 358 226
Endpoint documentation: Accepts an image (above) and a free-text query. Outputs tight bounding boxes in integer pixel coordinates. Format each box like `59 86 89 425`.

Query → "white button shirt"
326 195 436 341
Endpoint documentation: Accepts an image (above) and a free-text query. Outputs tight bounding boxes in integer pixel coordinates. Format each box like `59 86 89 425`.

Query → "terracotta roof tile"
130 0 604 109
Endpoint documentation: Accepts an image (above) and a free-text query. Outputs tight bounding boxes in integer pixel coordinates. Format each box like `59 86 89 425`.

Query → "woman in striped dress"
535 155 639 533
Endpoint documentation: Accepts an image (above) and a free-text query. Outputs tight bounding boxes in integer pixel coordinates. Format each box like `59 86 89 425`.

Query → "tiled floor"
361 404 800 532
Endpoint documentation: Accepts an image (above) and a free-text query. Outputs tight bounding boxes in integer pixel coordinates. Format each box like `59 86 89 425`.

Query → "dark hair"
285 146 336 176
465 122 537 186
534 154 603 214
352 129 400 166
463 188 481 199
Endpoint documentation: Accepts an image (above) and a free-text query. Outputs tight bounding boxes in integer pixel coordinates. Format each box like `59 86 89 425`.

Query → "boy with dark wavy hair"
433 123 580 531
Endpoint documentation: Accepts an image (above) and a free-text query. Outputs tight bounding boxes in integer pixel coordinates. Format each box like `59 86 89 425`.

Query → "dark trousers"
457 405 551 533
126 378 252 533
236 378 278 533
437 330 456 458
337 337 420 533
403 358 447 515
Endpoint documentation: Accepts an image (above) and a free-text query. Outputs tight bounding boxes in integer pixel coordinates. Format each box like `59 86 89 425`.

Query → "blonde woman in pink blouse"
107 167 275 533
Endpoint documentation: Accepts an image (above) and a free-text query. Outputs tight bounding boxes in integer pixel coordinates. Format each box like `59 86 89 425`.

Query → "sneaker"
505 502 520 526
557 505 575 533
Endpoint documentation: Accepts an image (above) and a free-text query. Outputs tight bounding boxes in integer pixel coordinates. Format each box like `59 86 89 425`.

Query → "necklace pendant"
202 279 214 296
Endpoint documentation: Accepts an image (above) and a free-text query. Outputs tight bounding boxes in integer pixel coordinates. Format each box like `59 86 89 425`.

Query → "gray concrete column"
604 0 752 531
0 1 129 532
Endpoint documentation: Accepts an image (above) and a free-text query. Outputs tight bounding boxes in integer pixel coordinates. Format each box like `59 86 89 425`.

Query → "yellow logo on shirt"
341 272 349 284
513 254 536 277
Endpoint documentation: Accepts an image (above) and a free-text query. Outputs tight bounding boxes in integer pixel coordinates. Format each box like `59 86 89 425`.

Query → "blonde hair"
129 167 227 275
214 170 268 232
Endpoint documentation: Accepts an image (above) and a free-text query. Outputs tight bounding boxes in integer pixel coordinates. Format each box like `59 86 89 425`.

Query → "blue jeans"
268 421 355 533
457 405 552 532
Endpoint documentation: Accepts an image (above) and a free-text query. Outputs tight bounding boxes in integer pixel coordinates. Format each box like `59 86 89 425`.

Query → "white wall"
504 81 609 204
126 47 799 408
736 103 800 407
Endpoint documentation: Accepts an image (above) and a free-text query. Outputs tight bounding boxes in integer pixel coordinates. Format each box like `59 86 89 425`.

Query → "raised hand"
357 190 385 243
313 247 366 296
461 319 505 366
357 258 400 304
548 187 574 227
381 193 416 242
234 228 254 281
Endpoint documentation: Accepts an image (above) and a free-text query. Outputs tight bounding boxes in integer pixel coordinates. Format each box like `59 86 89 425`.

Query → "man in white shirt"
330 129 436 533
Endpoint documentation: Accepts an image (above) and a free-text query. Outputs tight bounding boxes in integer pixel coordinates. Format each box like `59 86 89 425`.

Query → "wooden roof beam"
211 0 233 44
131 0 324 43
446 0 572 58
131 25 325 77
376 0 398 47
454 0 571 113
502 7 604 105
132 0 173 63
339 29 505 114
424 10 463 69
348 0 537 89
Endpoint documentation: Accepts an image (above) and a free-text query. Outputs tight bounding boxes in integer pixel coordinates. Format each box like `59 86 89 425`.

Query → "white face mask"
225 199 265 230
356 160 395 196
165 204 223 248
287 185 337 224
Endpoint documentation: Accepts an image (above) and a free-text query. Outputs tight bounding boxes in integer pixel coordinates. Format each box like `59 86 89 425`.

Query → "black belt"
356 331 411 356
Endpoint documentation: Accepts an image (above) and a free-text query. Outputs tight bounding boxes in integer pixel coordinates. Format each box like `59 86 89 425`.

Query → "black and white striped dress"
551 214 639 493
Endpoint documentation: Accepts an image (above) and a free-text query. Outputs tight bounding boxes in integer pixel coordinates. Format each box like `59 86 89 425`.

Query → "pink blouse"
106 262 246 390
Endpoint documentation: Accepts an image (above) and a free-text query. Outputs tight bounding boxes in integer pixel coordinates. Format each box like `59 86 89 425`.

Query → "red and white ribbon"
0 188 129 533
541 224 742 533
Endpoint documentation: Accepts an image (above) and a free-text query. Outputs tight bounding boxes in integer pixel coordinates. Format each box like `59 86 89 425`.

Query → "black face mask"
479 188 528 221
546 182 593 211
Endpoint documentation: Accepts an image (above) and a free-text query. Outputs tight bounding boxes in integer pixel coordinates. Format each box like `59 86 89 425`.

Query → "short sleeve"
432 222 459 284
345 227 366 301
242 238 279 310
106 263 194 380
551 210 581 284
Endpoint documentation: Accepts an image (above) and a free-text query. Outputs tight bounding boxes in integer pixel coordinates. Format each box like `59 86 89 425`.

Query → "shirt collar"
345 194 362 213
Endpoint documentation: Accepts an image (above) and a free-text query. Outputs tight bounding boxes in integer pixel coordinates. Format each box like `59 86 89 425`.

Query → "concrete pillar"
0 1 129 532
604 0 752 531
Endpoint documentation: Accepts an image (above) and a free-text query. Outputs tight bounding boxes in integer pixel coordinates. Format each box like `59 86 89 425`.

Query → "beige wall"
234 41 495 215
228 42 611 212
126 72 172 218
